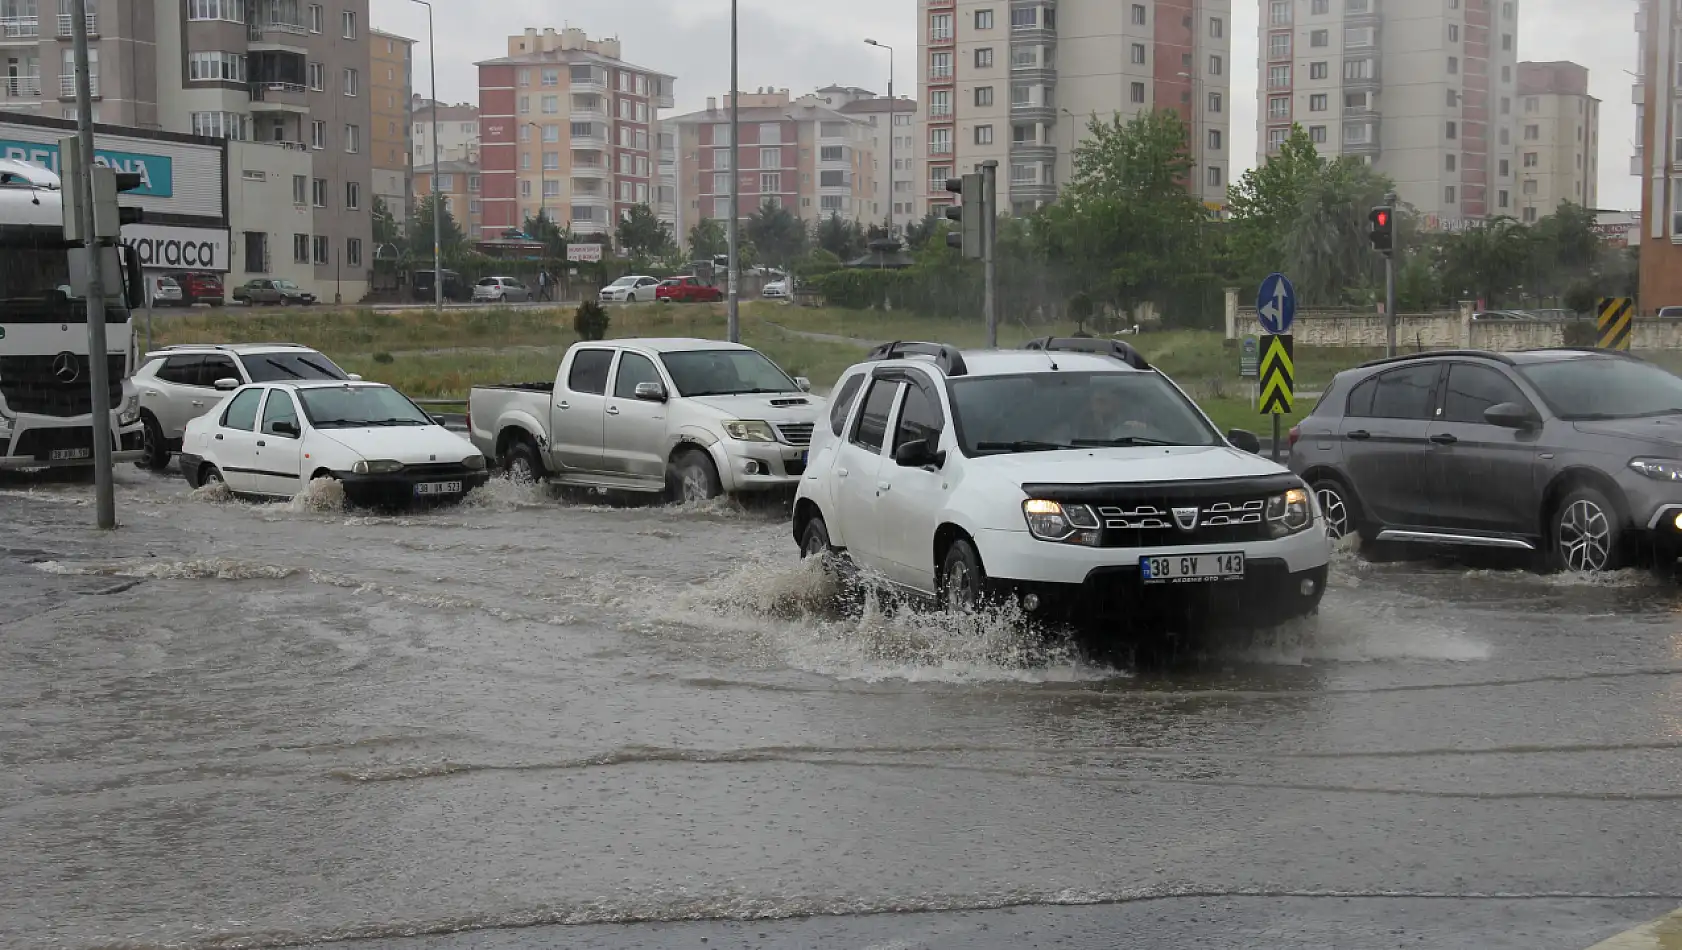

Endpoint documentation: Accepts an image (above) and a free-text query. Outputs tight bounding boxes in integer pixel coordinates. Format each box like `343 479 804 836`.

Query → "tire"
208 299 224 308
200 464 225 488
136 414 170 471
1311 477 1360 541
504 438 544 485
667 449 722 503
938 537 988 612
1549 485 1623 573
800 515 833 559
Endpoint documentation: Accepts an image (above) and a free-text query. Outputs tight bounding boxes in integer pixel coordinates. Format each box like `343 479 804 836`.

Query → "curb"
1586 907 1682 948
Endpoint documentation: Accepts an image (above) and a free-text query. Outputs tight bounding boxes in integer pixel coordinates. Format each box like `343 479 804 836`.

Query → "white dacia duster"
791 339 1332 634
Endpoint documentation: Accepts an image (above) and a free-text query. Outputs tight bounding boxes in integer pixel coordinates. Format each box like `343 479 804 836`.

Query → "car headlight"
463 454 487 471
118 391 140 425
1266 488 1315 537
1630 458 1682 482
1022 499 1102 545
351 459 404 475
723 420 778 442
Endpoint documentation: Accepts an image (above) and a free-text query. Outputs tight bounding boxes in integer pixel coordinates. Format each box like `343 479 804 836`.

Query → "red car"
655 276 724 303
168 271 226 307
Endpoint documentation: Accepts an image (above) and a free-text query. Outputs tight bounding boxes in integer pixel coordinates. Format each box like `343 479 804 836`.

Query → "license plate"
1140 552 1245 584
415 481 462 496
49 447 91 461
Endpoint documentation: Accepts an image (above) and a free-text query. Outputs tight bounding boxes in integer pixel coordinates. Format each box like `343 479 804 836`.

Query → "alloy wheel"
680 467 710 503
508 455 534 485
943 561 975 610
1316 486 1351 540
1558 499 1612 572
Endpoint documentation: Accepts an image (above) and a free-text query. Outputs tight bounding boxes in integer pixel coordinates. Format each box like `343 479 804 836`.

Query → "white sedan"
598 275 661 303
178 380 489 505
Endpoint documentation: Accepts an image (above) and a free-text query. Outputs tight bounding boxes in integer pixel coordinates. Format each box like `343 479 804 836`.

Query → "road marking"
1585 906 1682 948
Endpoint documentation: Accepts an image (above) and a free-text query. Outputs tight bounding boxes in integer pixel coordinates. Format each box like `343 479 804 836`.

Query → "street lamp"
526 121 547 226
726 0 740 342
409 0 441 311
864 39 894 235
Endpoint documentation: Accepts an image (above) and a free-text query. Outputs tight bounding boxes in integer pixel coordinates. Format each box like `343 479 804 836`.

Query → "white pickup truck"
468 338 825 501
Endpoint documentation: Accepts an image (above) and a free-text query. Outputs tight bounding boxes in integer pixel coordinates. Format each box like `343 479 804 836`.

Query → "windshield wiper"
262 358 306 379
365 417 431 426
1070 437 1181 447
974 440 1072 453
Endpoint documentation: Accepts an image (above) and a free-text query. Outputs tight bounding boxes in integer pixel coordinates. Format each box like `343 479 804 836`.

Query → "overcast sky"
372 0 1639 210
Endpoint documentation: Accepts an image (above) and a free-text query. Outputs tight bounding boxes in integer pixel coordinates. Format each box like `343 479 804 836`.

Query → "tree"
744 199 806 270
816 213 866 260
616 203 676 257
687 217 727 259
1280 156 1394 305
409 193 466 259
523 211 569 257
903 210 943 250
1226 126 1322 285
372 196 401 246
574 300 610 341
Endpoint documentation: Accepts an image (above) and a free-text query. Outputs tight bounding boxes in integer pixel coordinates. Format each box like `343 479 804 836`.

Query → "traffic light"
944 173 984 259
1368 205 1394 255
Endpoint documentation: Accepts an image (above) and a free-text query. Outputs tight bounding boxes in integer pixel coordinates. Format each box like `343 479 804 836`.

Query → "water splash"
35 557 298 581
285 477 346 513
1230 596 1493 665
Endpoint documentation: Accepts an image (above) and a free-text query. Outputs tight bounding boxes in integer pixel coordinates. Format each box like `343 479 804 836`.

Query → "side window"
828 372 866 436
159 355 202 385
1443 364 1527 424
220 388 262 431
892 383 946 451
849 378 899 453
261 390 300 437
1345 377 1377 418
1369 364 1442 420
612 352 661 398
200 355 241 387
568 349 615 395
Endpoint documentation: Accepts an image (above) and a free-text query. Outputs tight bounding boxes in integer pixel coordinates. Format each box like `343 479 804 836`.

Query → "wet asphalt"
2 466 1680 950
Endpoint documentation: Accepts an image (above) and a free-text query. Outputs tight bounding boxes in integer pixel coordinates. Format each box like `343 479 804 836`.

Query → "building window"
543 151 559 170
345 181 360 209
344 124 359 153
542 124 560 143
1502 33 1512 51
1448 56 1459 74
929 127 952 155
1309 125 1327 143
1209 55 1222 76
342 68 358 96
542 96 558 114
715 148 732 170
188 52 246 82
520 154 530 171
1268 65 1290 89
1523 152 1538 168
1131 43 1146 65
1446 121 1457 140
1310 94 1327 112
1311 0 1328 12
312 236 328 266
293 233 310 264
1522 179 1539 195
1208 92 1222 113
1309 30 1327 48
975 124 993 145
1268 97 1290 120
930 12 953 40
930 89 952 117
308 62 324 91
1207 166 1223 188
1524 124 1539 141
469 175 480 193
1309 62 1328 81
1269 0 1290 25
1271 33 1292 58
341 10 356 39
1209 16 1223 38
191 112 247 140
975 9 993 29
1128 4 1146 25
1445 186 1457 204
1208 129 1222 150
187 0 244 21
1498 190 1509 209
927 164 953 193
1448 24 1460 42
712 172 730 194
975 86 993 106
310 120 325 149
1130 82 1145 104
760 146 781 168
307 4 322 32
540 68 559 87
1011 6 1037 28
1498 159 1510 177
975 48 993 68
929 51 952 79
1446 154 1457 171
519 180 532 198
311 178 327 207
291 174 306 205
1500 96 1510 115
759 172 781 193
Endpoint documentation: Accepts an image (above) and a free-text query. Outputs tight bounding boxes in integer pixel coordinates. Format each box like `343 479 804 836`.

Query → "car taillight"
1287 424 1302 449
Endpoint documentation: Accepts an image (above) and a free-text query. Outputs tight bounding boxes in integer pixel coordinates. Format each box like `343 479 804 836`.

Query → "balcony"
1010 99 1056 122
250 81 309 112
570 102 609 122
571 162 609 180
1342 67 1381 91
0 15 38 39
1010 139 1056 162
569 71 608 94
55 14 96 38
2 74 40 98
58 73 97 99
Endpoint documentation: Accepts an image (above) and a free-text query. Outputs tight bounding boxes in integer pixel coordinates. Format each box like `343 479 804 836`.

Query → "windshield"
1518 358 1682 420
273 280 299 290
240 352 349 383
0 244 128 323
477 278 498 286
297 385 433 428
608 277 638 288
660 350 800 397
949 372 1221 455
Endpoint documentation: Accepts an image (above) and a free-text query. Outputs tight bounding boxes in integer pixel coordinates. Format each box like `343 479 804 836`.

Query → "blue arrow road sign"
1257 273 1296 335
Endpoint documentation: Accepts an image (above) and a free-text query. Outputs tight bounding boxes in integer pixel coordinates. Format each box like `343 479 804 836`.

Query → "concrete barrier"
1230 302 1682 351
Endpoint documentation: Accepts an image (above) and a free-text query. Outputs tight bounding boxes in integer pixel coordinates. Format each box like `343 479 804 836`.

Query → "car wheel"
1550 486 1623 573
1311 477 1358 541
800 515 833 559
504 439 544 485
667 449 722 503
939 537 988 612
136 414 170 471
208 299 224 308
200 465 225 489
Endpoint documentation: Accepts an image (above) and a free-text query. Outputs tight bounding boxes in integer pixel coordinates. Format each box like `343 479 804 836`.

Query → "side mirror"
633 381 668 402
1484 402 1539 430
894 438 944 469
795 376 812 392
1227 428 1263 454
213 377 240 391
272 420 300 437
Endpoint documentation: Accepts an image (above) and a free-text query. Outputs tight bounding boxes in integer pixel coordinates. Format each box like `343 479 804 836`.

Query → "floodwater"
3 467 1681 949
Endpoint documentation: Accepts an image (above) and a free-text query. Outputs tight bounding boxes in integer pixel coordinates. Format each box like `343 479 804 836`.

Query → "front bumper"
0 419 144 470
1004 559 1330 631
716 443 810 493
330 466 492 505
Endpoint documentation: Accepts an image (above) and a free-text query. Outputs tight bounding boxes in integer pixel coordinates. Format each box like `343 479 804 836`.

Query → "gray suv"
1289 348 1682 572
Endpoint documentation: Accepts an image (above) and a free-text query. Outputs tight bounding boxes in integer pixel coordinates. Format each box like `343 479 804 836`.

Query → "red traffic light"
1374 210 1389 228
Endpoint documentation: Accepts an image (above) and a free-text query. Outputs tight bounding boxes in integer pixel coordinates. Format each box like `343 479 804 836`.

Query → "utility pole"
70 0 113 529
1384 191 1398 357
726 0 740 343
982 160 997 348
409 0 441 311
865 39 894 235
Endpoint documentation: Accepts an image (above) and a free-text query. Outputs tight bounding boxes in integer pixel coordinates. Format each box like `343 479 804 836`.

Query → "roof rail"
865 340 968 376
1023 336 1152 371
1356 349 1515 370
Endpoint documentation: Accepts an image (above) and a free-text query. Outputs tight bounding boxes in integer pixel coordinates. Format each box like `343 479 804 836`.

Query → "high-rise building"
917 0 1232 216
656 120 679 235
415 158 481 237
1513 61 1598 223
410 95 477 166
476 27 675 240
669 89 877 231
1635 0 1681 307
1259 0 1521 230
0 0 374 300
811 84 924 233
369 28 413 231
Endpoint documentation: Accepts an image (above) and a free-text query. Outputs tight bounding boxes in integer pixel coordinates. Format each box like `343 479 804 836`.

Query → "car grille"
400 462 476 478
1092 496 1272 548
775 423 814 446
0 355 124 417
13 426 94 461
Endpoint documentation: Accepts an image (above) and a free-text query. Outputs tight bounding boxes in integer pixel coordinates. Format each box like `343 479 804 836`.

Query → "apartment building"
411 95 476 166
669 89 877 229
1259 0 1522 229
1635 0 1682 307
656 119 679 235
414 158 482 237
0 0 374 301
476 27 675 240
917 0 1232 215
811 84 924 232
369 27 412 230
1512 62 1598 221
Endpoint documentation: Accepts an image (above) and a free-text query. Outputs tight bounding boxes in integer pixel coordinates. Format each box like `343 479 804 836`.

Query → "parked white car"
131 343 354 471
791 339 1331 639
469 339 823 501
151 275 183 308
473 276 532 303
598 275 661 303
179 380 488 505
762 279 791 300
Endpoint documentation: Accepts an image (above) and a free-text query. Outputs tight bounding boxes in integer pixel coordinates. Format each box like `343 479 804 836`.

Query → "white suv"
131 343 353 470
791 340 1332 635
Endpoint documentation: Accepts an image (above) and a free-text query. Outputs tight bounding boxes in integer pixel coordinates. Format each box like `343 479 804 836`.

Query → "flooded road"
3 468 1681 949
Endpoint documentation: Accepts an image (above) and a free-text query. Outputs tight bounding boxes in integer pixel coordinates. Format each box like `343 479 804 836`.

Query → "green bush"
372 351 394 364
1561 320 1597 348
574 300 610 341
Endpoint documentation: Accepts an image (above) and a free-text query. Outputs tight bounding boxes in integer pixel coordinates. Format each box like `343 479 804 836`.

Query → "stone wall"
1222 300 1682 351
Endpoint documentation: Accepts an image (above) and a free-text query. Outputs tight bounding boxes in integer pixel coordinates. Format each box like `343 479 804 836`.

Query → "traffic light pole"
1384 191 1398 358
982 160 997 348
71 0 114 530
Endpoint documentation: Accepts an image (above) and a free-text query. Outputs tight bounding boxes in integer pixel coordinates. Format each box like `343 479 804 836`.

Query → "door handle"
191 400 205 407
1346 429 1371 441
215 434 224 440
837 467 849 477
1429 433 1458 445
257 440 266 447
877 481 892 492
556 401 569 410
605 406 620 415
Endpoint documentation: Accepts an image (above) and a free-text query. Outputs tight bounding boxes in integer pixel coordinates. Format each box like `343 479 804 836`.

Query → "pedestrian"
537 268 551 302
